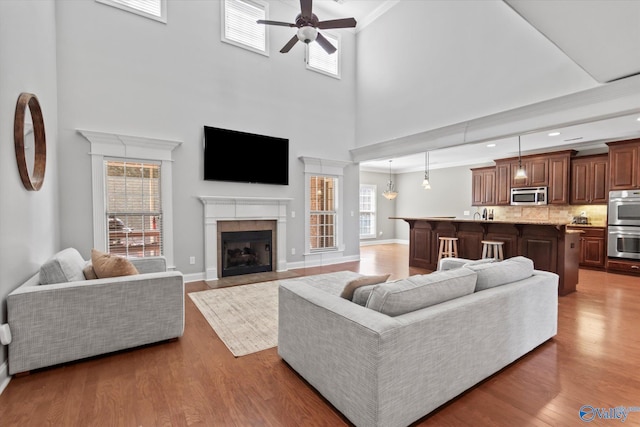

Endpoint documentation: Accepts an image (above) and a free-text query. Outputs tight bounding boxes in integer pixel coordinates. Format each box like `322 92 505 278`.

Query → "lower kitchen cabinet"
568 226 606 269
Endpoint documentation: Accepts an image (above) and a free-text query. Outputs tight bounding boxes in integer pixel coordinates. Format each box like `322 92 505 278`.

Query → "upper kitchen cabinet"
547 151 575 205
509 155 548 188
570 154 609 204
471 166 496 206
607 139 640 190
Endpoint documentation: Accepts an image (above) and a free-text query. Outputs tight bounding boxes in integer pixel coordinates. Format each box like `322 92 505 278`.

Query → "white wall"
0 0 59 373
355 0 597 147
55 0 359 274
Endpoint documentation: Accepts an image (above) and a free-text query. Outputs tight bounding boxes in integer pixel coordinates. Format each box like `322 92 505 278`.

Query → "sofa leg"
14 371 31 378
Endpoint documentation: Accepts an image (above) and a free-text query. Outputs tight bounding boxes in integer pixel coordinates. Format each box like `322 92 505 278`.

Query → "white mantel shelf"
199 196 292 281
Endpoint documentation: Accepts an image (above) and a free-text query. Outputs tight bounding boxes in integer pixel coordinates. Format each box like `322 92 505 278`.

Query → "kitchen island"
392 217 582 295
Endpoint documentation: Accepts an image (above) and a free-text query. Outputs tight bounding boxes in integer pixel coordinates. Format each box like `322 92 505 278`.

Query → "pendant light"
422 151 431 190
382 160 398 200
515 136 527 179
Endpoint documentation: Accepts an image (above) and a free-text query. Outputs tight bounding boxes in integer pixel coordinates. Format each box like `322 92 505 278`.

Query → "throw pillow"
83 263 98 280
39 248 87 285
465 256 534 292
91 249 139 279
340 274 390 300
365 268 477 316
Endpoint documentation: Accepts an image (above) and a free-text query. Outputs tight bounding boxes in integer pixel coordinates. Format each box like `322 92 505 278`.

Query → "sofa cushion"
39 248 87 285
91 249 139 279
352 284 380 306
340 274 390 300
465 256 534 292
365 268 477 316
83 262 98 280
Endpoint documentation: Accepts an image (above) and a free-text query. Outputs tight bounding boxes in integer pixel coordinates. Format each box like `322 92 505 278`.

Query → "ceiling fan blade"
280 35 299 53
317 17 357 29
300 0 313 19
315 32 337 55
256 19 296 27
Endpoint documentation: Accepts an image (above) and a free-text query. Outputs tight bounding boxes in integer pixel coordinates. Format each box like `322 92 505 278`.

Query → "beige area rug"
189 271 361 357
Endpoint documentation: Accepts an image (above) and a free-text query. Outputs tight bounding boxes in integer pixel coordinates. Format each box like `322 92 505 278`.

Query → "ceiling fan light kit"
257 0 356 55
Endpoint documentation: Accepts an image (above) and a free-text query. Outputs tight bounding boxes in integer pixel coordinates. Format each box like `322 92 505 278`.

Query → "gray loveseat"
278 256 558 427
7 248 184 375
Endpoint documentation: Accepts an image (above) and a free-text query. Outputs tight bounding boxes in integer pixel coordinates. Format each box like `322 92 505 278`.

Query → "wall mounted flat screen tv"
204 126 289 185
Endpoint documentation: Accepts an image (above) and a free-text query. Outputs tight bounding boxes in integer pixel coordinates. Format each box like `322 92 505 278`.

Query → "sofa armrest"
7 271 184 374
278 282 401 427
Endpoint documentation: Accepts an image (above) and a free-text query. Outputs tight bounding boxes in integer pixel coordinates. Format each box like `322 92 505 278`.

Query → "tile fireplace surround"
199 196 291 281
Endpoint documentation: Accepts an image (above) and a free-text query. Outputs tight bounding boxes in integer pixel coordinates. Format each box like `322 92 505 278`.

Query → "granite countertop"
390 217 573 226
566 223 606 228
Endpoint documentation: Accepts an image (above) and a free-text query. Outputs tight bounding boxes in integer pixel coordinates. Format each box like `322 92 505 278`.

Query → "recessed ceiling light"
487 143 496 147
637 117 640 122
548 132 561 136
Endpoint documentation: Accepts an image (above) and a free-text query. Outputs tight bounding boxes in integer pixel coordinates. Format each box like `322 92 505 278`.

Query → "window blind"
97 0 166 22
105 160 163 258
308 33 340 77
224 0 266 52
359 184 376 238
310 176 337 250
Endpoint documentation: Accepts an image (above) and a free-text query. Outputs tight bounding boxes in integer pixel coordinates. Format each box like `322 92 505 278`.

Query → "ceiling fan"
257 0 357 55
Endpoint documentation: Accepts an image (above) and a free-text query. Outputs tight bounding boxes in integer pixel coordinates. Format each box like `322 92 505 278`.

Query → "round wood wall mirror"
14 92 46 191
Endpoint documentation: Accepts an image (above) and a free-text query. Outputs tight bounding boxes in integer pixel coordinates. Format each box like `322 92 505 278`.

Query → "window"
96 0 167 23
106 160 162 257
80 130 181 268
359 184 377 239
307 32 340 78
221 0 269 55
310 176 338 250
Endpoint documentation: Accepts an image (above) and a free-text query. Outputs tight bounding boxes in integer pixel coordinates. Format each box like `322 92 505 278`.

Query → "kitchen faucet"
473 211 482 220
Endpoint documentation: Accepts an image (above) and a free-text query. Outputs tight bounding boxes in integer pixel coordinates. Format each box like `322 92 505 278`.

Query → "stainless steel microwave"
510 187 548 206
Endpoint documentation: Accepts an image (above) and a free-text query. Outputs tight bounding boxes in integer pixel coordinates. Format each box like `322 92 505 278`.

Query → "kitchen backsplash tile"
484 205 607 226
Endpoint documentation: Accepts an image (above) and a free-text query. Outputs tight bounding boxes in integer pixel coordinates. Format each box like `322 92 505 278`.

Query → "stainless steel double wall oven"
608 190 640 260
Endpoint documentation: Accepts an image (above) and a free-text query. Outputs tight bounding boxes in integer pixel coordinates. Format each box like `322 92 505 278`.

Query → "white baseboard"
183 272 206 283
183 242 410 282
0 361 10 396
287 254 360 270
360 238 408 246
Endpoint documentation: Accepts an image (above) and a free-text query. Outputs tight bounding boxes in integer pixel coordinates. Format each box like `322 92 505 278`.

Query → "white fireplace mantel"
199 196 292 280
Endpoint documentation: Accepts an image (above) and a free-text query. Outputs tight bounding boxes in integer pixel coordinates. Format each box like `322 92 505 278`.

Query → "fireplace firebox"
221 230 272 277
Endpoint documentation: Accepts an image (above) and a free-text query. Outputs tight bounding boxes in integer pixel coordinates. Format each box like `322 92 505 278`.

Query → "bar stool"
438 237 459 261
481 240 504 260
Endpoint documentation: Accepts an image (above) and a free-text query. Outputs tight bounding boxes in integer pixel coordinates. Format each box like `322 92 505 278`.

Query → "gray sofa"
7 248 184 375
278 257 558 427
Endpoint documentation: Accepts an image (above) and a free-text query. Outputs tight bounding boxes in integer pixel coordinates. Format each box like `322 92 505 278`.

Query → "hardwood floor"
2 244 640 426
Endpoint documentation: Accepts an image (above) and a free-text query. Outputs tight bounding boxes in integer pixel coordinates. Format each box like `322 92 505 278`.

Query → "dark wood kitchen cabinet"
570 154 609 204
471 166 495 206
547 151 573 204
510 156 548 188
607 139 640 190
495 162 511 205
568 226 606 269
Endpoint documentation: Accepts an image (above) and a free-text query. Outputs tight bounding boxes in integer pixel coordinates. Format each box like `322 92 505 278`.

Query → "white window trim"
221 0 270 57
306 31 341 79
359 184 377 239
300 157 350 261
78 129 182 269
96 0 167 24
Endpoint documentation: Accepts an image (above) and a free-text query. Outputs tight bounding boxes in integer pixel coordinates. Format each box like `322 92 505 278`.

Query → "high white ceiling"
330 0 640 173
278 1 640 173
